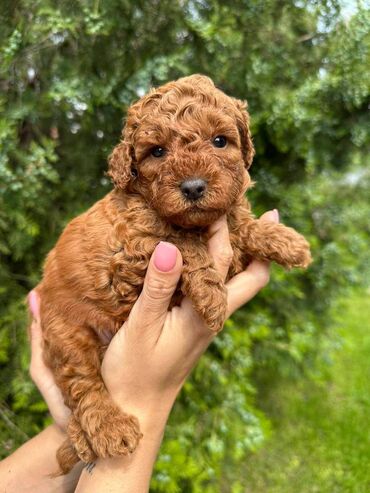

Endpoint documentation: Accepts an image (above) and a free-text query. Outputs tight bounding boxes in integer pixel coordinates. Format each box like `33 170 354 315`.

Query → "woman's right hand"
101 210 278 435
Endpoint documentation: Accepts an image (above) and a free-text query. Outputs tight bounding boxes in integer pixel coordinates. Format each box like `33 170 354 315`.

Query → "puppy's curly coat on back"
36 74 311 473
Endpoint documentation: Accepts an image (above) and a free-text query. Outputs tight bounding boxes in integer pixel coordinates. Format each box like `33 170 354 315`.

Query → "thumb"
132 242 183 335
260 208 279 223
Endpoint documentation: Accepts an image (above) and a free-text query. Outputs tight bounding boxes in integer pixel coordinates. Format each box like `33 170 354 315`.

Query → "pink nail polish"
153 242 177 272
28 290 39 319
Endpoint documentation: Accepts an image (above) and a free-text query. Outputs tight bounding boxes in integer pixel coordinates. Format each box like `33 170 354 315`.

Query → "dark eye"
151 146 166 158
212 135 227 148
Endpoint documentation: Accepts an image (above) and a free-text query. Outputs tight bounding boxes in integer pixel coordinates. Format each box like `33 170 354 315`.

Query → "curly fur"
36 74 311 474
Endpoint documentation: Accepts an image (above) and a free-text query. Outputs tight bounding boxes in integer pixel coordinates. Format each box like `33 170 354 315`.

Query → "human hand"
28 291 71 432
101 210 279 435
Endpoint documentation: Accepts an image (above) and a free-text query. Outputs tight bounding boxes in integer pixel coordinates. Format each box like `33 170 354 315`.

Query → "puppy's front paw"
284 234 312 269
182 266 227 333
202 297 227 333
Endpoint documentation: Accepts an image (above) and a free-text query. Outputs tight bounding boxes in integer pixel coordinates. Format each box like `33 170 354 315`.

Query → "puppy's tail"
50 439 80 476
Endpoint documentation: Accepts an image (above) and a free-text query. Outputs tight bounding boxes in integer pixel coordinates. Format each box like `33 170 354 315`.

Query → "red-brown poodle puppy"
36 74 311 474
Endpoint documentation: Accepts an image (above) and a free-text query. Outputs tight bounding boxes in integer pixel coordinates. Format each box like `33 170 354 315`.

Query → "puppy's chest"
89 202 248 320
102 218 209 313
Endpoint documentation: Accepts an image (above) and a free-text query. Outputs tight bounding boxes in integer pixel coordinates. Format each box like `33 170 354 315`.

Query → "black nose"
180 178 207 201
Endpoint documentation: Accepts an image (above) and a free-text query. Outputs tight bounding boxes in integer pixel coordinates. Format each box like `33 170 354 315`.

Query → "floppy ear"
107 141 134 190
234 99 255 169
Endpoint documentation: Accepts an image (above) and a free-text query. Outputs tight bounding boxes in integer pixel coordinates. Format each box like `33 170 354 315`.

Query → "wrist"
138 408 171 441
132 400 174 439
75 403 171 492
112 391 177 439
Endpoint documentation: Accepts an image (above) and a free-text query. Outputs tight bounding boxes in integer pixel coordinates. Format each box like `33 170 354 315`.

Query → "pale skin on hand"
0 209 278 493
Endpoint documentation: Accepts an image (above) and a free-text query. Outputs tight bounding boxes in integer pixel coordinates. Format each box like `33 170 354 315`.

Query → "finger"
27 292 71 428
225 209 279 317
29 316 71 428
28 290 40 323
260 208 279 223
131 241 183 337
28 320 46 383
27 291 49 385
207 215 233 281
29 319 49 386
226 258 270 317
27 291 44 367
29 318 44 359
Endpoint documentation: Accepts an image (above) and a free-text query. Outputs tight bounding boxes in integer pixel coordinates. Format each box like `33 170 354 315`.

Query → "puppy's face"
109 75 254 228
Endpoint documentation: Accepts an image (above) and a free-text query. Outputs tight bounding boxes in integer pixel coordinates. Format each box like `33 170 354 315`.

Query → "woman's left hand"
28 291 70 432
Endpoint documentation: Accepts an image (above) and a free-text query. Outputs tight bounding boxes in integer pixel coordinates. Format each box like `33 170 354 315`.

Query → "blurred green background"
0 1 369 491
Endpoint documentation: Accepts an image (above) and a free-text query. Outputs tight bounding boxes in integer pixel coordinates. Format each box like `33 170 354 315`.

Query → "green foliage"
0 1 369 490
244 292 370 492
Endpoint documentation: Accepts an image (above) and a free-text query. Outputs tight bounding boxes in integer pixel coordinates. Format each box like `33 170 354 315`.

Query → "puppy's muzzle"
180 178 207 201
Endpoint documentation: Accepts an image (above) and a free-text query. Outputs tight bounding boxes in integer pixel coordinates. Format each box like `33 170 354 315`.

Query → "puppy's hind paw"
84 407 143 459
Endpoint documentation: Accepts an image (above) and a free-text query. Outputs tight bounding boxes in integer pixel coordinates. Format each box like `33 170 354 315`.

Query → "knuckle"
218 246 233 266
256 270 270 288
144 276 175 301
29 362 38 383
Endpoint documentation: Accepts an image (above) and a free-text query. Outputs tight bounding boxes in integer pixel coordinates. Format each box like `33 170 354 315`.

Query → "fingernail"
28 290 39 319
273 209 279 222
154 242 178 272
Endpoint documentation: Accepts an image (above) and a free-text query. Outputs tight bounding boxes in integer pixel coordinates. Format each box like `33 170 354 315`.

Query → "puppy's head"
108 74 254 228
